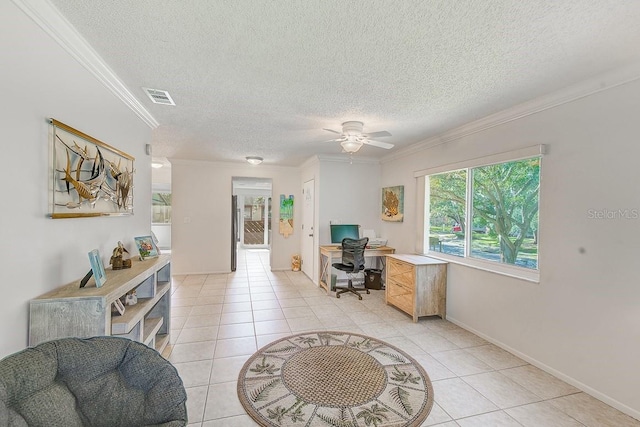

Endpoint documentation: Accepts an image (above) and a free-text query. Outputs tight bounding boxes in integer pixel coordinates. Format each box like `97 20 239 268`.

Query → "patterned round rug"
237 331 434 427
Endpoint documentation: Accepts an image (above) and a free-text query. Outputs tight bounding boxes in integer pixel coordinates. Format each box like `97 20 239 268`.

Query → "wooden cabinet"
29 255 172 354
385 254 447 322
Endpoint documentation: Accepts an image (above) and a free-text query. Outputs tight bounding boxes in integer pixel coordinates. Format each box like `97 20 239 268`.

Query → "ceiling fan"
323 121 394 153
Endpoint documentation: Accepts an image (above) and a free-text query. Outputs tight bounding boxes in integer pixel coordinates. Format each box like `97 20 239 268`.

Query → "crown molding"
382 62 640 164
12 0 159 129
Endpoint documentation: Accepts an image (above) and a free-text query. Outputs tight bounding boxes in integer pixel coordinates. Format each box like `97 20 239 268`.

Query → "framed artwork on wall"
49 119 135 218
381 185 404 222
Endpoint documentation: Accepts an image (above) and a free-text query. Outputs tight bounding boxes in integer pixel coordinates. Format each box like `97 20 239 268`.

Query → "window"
426 156 540 274
152 192 172 224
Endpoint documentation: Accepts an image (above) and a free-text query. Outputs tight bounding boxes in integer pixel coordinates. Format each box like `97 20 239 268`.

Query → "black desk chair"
332 237 369 300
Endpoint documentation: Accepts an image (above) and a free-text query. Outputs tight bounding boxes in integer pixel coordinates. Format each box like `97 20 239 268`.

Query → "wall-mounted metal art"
50 119 135 218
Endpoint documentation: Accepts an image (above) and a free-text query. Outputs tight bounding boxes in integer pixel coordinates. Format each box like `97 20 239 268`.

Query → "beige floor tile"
201 414 260 426
500 364 580 399
421 402 453 426
408 332 460 353
346 310 383 325
437 328 488 348
548 393 640 427
184 385 208 423
222 302 253 313
249 292 277 301
254 319 291 335
214 337 257 358
277 297 309 308
319 315 358 328
462 371 541 409
203 381 245 420
252 308 285 322
251 299 281 310
210 354 250 384
505 401 584 427
463 344 527 370
432 378 499 419
456 410 522 426
412 353 457 381
170 250 636 426
184 314 221 329
431 349 494 376
169 341 216 363
358 322 402 339
220 311 254 325
217 322 255 339
190 304 223 315
223 293 251 303
176 326 218 344
173 360 212 387
383 336 428 357
282 306 314 319
286 315 322 332
254 331 289 346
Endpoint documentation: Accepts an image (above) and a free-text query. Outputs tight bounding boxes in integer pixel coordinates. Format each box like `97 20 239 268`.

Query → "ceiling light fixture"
246 156 263 165
340 135 364 153
151 162 163 169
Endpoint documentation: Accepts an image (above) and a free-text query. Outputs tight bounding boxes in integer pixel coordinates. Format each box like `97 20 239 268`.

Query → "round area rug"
237 331 434 427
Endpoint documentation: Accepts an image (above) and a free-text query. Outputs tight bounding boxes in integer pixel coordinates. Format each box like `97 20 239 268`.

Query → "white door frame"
301 179 315 280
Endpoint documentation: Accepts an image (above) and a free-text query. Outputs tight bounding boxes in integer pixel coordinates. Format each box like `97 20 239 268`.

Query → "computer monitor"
330 224 360 244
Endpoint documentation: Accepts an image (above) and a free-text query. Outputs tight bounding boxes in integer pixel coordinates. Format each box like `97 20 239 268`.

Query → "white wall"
171 160 301 273
0 1 152 357
318 158 381 244
381 78 640 416
298 156 381 283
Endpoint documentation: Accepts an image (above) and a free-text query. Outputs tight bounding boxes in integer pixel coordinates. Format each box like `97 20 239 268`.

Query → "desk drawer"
386 278 414 315
387 258 415 289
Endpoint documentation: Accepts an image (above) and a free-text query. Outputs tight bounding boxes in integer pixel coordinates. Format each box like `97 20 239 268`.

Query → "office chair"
332 237 369 300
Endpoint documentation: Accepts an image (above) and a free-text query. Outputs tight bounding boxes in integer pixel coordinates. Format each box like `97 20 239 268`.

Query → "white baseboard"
446 316 640 421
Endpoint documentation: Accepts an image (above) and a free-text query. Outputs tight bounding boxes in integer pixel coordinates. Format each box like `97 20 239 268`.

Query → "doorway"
232 177 273 270
301 179 315 280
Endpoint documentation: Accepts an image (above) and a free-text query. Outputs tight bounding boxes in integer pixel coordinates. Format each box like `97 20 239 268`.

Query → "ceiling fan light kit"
246 156 263 165
323 121 394 155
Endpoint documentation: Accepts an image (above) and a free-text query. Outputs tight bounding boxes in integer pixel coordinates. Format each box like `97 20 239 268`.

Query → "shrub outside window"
427 157 540 271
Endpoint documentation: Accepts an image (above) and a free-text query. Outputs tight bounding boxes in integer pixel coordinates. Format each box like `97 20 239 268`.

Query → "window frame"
416 145 545 283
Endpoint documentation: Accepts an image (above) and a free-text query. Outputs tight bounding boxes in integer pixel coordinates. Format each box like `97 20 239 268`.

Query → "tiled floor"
164 248 639 427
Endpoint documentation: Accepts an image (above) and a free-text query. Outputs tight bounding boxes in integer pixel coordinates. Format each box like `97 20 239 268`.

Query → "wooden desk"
318 245 396 294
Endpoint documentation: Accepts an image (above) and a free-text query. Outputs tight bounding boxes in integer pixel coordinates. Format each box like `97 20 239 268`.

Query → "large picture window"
426 156 540 272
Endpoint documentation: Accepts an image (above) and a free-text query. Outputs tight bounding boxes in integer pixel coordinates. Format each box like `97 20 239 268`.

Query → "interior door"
231 195 238 271
301 179 315 279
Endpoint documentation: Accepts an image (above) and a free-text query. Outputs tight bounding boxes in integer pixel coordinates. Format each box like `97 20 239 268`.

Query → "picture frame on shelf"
87 249 107 287
134 235 159 260
112 298 126 315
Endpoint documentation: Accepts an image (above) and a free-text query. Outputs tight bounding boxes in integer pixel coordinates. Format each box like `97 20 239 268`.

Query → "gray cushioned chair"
0 336 187 427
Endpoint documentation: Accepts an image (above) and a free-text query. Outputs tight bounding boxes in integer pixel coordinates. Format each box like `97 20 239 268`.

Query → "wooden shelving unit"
29 254 172 354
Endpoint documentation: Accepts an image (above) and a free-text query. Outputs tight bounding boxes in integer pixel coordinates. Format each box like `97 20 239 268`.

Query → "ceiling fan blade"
322 128 342 134
363 130 391 138
363 139 394 149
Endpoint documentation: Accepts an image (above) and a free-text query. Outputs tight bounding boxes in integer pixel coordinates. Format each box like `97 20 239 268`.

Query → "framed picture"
134 236 159 260
381 185 404 222
88 249 107 287
113 298 126 315
50 119 135 218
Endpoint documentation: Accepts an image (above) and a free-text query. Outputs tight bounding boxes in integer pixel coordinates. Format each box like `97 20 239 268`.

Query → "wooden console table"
29 255 172 354
318 245 395 293
385 254 447 322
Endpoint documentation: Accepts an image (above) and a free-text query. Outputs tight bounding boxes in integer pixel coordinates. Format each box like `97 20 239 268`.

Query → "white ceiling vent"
143 87 175 106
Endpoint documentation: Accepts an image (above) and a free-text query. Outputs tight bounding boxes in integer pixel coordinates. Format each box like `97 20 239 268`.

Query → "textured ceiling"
49 0 640 166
